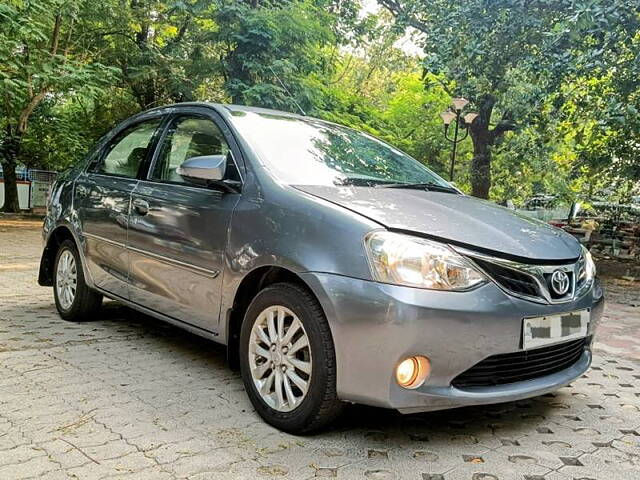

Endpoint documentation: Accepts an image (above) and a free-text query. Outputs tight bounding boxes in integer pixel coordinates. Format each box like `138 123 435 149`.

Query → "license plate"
522 309 590 350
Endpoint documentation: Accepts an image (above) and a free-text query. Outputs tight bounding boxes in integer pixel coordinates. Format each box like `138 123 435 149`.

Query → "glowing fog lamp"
396 356 431 389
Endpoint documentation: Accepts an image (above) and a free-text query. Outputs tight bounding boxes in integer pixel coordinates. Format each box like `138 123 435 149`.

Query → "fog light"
396 356 430 389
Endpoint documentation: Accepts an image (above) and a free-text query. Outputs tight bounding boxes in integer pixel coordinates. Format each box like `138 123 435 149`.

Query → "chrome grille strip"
455 247 590 305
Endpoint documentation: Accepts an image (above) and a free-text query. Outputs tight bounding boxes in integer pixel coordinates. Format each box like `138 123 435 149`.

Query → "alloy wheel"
56 250 77 310
248 305 312 412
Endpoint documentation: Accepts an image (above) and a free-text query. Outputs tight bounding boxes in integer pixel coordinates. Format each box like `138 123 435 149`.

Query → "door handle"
132 198 149 215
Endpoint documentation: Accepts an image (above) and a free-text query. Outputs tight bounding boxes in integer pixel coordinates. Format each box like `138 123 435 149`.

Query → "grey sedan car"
39 103 604 433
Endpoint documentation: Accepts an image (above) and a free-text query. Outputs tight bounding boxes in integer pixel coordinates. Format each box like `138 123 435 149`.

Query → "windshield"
229 110 450 187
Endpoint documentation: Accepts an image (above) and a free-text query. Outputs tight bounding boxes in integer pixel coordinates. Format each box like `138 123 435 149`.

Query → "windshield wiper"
375 182 460 194
335 177 397 187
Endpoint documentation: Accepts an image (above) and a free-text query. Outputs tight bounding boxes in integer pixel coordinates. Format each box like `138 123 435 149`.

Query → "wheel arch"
225 265 325 369
39 226 76 286
38 225 90 287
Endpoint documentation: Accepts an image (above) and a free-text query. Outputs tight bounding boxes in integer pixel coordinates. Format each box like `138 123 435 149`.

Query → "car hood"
295 185 582 262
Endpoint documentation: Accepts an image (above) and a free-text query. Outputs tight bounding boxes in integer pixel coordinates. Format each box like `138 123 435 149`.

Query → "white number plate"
522 309 590 350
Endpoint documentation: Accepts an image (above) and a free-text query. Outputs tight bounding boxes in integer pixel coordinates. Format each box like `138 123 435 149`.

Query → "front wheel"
239 282 343 434
53 240 102 321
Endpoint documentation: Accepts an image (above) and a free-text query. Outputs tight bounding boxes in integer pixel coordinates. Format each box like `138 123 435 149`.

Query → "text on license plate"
522 309 590 350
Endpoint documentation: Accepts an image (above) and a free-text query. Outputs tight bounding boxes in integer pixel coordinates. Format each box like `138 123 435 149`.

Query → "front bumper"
301 272 604 413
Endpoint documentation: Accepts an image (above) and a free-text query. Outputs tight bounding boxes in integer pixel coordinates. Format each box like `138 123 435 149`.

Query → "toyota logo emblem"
550 270 570 296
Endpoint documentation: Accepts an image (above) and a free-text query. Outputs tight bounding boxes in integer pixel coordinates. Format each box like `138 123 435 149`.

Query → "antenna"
269 66 306 116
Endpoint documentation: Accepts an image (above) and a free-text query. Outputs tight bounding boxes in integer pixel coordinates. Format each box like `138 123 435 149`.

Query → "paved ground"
1 218 639 480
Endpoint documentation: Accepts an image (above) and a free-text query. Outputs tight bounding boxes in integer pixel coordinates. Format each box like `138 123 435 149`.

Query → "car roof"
143 102 306 121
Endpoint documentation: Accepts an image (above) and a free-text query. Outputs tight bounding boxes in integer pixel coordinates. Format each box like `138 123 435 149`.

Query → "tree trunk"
231 91 244 105
469 95 496 199
470 140 491 199
227 50 249 105
1 137 21 213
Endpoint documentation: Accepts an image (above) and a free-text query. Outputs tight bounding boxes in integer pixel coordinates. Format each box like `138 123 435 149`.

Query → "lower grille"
452 337 589 388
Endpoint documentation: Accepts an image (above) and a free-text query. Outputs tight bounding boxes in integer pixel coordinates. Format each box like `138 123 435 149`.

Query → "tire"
239 282 343 434
53 240 102 321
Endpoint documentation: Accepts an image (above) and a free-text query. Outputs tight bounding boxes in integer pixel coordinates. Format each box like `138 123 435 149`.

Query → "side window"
94 119 162 178
151 116 240 184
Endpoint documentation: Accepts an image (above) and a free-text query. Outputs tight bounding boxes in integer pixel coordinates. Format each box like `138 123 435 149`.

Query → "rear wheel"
239 282 343 434
53 240 102 321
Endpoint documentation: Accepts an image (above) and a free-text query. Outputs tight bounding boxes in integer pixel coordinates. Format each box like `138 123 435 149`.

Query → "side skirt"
93 286 223 344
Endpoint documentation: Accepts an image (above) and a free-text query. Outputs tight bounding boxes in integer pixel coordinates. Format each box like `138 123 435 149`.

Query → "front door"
127 112 242 332
75 117 163 299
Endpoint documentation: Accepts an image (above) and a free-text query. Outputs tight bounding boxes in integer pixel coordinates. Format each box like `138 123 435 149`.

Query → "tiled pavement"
1 219 639 480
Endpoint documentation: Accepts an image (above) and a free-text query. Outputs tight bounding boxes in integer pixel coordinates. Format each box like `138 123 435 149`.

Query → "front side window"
95 119 161 178
229 111 449 187
151 116 238 184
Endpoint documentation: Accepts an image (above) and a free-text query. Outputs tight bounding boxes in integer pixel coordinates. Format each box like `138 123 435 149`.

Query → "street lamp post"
440 98 478 182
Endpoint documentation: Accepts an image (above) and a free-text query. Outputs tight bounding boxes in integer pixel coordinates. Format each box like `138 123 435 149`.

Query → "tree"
3 0 636 210
378 0 640 198
77 0 220 109
303 10 459 179
213 0 336 110
556 70 640 189
82 0 352 110
0 0 115 212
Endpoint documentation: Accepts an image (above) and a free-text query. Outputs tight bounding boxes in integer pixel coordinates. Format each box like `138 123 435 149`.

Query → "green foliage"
1 0 638 211
0 0 119 211
379 0 640 198
214 0 335 109
0 0 117 117
18 88 140 171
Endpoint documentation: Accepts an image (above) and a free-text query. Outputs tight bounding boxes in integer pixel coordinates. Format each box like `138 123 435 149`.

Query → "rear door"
127 108 243 332
75 116 163 299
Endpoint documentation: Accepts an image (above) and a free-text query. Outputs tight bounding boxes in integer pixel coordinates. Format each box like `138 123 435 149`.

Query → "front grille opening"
473 258 541 298
452 337 589 388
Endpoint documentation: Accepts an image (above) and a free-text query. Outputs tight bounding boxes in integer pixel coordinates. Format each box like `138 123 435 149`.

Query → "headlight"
364 231 487 291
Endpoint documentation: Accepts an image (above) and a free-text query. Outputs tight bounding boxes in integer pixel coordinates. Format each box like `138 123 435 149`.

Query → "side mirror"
177 155 226 183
